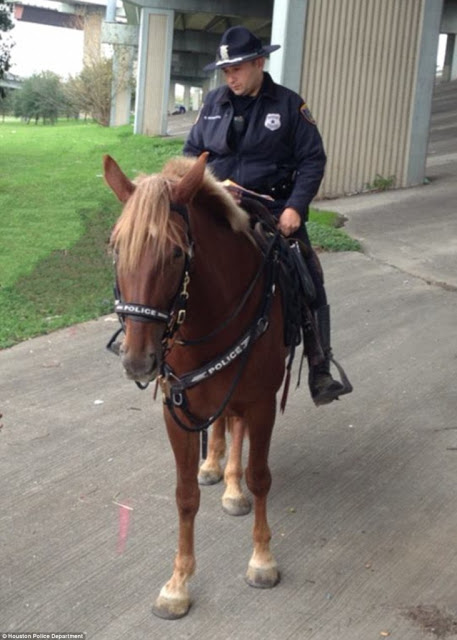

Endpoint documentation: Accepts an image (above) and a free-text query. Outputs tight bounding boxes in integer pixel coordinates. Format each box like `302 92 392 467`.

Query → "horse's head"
103 153 207 383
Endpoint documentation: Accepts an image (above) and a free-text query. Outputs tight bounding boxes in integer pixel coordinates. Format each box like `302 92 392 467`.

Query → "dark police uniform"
182 26 351 405
183 72 326 223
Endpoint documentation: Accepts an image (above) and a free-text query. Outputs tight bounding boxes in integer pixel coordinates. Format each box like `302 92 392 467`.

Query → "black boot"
309 304 353 406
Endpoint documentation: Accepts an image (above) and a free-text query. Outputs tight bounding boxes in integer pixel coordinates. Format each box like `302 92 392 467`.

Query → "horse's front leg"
244 401 280 588
152 414 200 620
198 416 226 485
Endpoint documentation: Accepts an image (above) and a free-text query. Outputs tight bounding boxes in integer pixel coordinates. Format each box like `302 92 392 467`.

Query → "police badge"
264 113 281 131
219 44 230 61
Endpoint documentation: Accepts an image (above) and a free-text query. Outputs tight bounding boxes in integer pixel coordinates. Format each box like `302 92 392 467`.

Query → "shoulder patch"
300 102 316 125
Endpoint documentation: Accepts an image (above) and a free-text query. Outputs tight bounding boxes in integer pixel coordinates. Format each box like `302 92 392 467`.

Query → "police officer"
184 26 351 406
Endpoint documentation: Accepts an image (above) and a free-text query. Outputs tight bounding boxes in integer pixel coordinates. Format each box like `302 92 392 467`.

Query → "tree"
0 85 12 119
14 71 65 124
64 57 114 126
0 2 14 97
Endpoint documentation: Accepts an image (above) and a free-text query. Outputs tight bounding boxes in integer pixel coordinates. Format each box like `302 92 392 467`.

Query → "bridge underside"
13 4 84 29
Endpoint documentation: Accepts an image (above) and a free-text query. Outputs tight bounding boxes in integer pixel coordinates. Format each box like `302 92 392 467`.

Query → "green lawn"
0 119 359 349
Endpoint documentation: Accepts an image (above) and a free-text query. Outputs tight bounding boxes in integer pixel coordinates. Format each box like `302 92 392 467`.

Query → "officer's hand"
278 207 301 236
224 185 242 205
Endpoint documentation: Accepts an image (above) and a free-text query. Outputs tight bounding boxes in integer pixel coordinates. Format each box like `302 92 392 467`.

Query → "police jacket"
183 72 326 220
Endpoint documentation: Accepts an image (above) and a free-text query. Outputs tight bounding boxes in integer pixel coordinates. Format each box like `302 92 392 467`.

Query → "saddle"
241 196 324 368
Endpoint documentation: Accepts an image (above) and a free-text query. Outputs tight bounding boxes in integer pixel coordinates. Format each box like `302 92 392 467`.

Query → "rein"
107 200 281 457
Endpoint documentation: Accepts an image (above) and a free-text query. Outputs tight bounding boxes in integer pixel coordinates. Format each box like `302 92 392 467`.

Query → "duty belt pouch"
288 240 316 305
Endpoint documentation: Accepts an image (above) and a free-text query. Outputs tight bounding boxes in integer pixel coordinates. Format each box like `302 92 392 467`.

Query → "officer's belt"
249 177 294 200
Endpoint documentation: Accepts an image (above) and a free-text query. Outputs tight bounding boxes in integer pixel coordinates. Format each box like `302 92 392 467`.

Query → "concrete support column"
110 45 135 126
102 22 138 127
406 0 444 185
168 81 176 112
183 84 191 110
202 78 211 101
269 0 308 92
440 0 457 81
134 8 174 136
443 34 457 81
83 9 104 65
452 36 457 81
207 71 221 93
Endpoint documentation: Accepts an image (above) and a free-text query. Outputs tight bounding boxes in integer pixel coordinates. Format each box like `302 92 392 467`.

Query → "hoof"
198 468 223 486
222 495 251 516
152 594 191 620
245 565 280 589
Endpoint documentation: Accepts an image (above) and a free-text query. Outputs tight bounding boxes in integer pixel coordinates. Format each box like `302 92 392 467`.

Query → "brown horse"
104 152 288 619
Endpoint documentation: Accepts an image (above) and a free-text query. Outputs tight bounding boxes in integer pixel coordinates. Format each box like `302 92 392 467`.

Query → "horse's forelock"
111 157 251 274
111 173 186 274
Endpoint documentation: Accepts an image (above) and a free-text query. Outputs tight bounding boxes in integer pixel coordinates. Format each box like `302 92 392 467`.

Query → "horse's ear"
173 152 209 204
103 155 135 203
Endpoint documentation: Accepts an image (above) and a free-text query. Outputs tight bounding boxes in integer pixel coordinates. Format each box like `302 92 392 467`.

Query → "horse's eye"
173 246 184 259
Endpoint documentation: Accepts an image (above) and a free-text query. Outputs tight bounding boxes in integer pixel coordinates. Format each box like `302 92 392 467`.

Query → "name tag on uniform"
204 115 222 120
264 113 281 131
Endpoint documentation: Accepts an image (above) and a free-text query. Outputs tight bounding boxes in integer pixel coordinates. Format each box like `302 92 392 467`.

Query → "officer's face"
222 58 265 97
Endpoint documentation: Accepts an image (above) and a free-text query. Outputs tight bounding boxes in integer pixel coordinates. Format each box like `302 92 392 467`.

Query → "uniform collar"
260 73 277 98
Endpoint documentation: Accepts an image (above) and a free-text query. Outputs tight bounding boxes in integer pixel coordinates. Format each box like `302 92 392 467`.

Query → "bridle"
107 202 193 366
107 200 281 458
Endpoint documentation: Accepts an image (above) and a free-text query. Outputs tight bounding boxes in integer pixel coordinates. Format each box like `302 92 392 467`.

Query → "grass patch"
308 209 361 252
0 120 182 348
0 120 182 286
0 119 359 349
0 210 115 345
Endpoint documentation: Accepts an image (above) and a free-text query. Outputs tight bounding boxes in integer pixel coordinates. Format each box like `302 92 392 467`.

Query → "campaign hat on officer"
203 26 280 72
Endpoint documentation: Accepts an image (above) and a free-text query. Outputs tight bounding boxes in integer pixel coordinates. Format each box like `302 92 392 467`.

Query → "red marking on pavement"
116 502 132 554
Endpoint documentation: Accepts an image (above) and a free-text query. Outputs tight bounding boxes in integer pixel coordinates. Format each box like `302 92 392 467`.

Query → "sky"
8 18 448 81
9 20 84 79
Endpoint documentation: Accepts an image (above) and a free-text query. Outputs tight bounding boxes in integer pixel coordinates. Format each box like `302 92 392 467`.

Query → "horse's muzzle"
120 349 159 384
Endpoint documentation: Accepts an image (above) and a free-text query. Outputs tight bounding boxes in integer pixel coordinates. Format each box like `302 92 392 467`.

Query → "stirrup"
311 354 353 406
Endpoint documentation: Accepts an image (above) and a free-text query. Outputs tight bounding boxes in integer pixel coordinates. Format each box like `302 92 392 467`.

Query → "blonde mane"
111 156 250 274
161 156 250 234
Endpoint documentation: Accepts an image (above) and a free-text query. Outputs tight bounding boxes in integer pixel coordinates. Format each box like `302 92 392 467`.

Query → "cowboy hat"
204 26 280 72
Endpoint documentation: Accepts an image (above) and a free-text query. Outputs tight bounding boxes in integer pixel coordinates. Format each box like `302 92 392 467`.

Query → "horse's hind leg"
152 416 200 620
222 417 251 516
198 417 251 515
198 417 226 485
244 401 280 588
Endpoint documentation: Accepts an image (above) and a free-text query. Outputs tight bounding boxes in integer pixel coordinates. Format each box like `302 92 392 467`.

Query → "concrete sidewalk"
1 81 457 640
